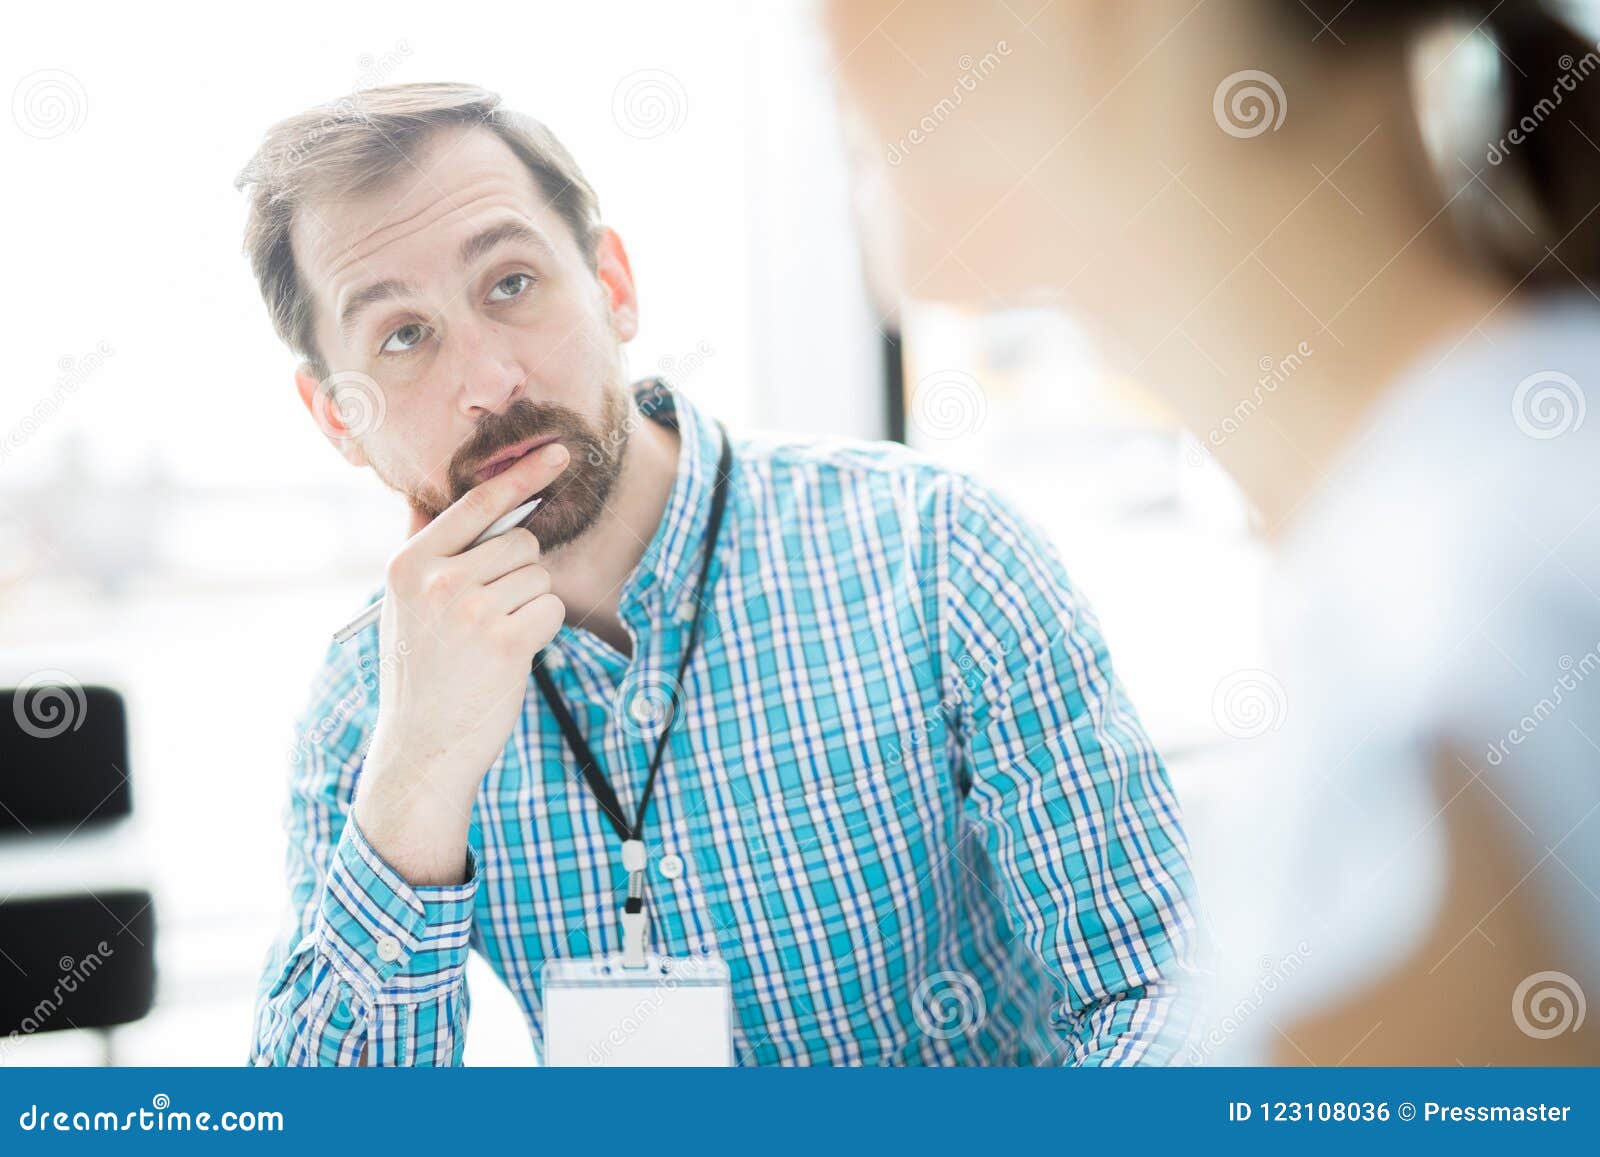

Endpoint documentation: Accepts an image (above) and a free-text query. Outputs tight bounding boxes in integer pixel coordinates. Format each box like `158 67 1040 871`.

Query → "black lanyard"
530 419 734 850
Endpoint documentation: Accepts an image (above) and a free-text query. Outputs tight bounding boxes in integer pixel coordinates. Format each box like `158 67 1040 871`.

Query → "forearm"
352 737 478 887
251 815 477 1066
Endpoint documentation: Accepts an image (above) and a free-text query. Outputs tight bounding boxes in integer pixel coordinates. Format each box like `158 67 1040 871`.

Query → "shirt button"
674 600 696 623
629 694 659 725
375 935 402 963
658 853 685 880
542 649 566 671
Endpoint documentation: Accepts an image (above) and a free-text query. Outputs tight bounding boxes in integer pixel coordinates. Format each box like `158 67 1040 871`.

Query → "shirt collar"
616 377 725 624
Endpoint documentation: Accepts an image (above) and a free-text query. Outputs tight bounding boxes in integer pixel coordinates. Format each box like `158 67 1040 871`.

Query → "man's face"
292 124 638 550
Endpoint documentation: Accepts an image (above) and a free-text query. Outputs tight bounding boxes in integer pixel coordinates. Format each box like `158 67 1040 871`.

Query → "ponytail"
1482 4 1600 287
1286 1 1600 288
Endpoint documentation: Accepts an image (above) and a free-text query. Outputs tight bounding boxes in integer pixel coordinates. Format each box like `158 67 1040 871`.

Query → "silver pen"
332 496 545 645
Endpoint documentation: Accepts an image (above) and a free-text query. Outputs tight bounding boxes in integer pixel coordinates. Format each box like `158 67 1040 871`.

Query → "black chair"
0 682 156 1063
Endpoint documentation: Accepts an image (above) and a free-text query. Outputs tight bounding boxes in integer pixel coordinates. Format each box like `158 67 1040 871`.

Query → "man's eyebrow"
337 220 555 342
457 219 553 268
339 278 414 343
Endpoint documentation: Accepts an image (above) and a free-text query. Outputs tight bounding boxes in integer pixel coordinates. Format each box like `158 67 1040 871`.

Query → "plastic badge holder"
542 953 734 1067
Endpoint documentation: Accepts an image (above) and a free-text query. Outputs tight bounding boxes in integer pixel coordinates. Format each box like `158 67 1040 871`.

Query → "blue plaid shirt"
251 382 1200 1066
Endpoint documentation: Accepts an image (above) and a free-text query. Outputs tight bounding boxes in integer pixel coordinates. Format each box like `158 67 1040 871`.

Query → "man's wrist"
351 797 472 886
314 815 480 1008
352 751 476 887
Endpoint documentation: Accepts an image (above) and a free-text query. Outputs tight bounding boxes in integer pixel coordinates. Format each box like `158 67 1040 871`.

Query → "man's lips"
471 436 559 485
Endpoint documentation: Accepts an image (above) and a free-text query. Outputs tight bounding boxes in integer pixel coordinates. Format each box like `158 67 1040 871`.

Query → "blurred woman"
825 0 1600 1063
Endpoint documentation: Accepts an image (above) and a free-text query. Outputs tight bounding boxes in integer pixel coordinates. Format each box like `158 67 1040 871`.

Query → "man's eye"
487 272 533 302
380 323 429 355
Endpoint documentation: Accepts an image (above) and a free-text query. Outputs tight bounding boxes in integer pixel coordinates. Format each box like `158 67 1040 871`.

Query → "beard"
391 383 636 553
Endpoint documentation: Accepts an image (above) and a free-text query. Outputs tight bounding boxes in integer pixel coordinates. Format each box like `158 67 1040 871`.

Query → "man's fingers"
417 441 570 557
509 591 565 644
482 561 553 614
456 527 542 584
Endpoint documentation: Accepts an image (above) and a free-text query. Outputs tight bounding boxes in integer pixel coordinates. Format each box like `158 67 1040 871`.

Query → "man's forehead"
291 127 551 311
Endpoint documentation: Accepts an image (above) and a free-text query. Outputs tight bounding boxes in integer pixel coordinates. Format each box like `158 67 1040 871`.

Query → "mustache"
446 399 599 501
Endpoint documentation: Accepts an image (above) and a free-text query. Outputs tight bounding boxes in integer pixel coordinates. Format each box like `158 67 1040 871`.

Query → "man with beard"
238 82 1199 1067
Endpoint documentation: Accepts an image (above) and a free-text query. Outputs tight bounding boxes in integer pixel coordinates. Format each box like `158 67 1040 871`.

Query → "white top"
1199 295 1600 1061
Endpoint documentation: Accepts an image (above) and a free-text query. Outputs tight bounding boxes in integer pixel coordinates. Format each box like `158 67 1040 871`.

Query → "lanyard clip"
620 904 648 970
620 839 648 969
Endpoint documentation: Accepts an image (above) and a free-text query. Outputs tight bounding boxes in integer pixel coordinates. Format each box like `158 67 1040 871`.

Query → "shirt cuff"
313 815 479 1004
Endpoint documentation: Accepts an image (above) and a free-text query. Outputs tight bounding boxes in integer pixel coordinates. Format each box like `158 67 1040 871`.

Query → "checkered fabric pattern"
250 382 1200 1066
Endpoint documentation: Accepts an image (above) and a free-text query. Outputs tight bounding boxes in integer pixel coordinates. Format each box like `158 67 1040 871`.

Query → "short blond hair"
235 82 601 380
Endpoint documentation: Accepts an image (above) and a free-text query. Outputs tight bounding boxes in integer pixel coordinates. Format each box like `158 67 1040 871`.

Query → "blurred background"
0 0 1433 1065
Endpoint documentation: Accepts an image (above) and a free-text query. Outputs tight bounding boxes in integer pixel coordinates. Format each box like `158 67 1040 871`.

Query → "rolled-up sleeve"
935 476 1203 1065
250 635 477 1067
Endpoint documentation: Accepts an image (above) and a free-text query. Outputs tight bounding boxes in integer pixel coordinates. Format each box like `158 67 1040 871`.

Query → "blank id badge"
542 953 734 1066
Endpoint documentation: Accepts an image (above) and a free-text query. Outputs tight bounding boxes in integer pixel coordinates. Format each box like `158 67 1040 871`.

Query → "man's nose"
452 319 528 416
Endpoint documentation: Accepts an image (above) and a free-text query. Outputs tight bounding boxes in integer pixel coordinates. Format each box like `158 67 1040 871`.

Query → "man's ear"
294 363 371 468
593 227 639 342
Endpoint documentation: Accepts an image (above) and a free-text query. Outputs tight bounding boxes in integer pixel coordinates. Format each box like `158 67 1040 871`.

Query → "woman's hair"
1288 0 1600 288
